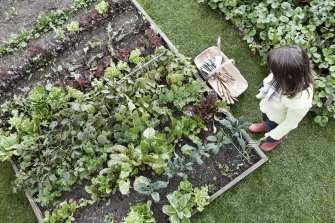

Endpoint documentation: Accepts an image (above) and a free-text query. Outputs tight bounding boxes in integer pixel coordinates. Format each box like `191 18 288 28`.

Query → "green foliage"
206 129 232 149
104 66 123 80
160 81 205 110
106 145 142 195
0 134 19 161
193 186 210 212
162 180 210 223
218 116 250 149
133 176 169 202
85 174 116 200
136 127 174 174
123 201 156 223
162 191 193 223
129 49 145 64
181 141 221 165
43 200 78 223
66 21 80 33
166 116 205 144
95 0 110 14
0 49 208 208
117 61 131 72
164 155 193 179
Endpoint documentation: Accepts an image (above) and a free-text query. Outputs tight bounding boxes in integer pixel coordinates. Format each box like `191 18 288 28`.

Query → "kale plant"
133 176 168 203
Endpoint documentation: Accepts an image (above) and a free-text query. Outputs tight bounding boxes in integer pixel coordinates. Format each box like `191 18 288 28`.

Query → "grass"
0 162 37 223
1 0 334 222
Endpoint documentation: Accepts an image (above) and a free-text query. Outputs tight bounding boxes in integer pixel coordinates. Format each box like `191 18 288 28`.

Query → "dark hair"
267 45 314 98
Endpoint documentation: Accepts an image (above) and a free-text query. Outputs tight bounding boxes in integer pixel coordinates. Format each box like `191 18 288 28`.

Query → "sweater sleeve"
264 107 310 140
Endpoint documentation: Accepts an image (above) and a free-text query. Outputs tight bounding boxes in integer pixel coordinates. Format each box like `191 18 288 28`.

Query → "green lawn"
1 0 335 222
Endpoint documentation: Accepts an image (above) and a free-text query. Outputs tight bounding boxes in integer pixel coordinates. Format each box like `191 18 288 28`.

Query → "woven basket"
194 46 248 98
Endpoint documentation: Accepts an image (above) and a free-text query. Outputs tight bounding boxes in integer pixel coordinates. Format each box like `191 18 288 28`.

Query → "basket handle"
208 59 235 79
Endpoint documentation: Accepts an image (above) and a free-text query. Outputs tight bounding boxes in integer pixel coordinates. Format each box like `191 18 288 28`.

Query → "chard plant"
122 201 156 223
133 176 168 203
136 127 174 174
106 145 142 195
166 116 205 144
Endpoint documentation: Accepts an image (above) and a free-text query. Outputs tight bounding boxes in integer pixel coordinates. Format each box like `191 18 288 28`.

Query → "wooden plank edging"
10 160 44 223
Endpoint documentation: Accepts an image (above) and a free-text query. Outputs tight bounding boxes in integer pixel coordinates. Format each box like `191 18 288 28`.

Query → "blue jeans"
262 113 278 142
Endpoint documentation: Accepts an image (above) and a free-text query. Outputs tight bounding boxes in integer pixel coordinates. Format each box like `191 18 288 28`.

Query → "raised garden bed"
0 0 267 222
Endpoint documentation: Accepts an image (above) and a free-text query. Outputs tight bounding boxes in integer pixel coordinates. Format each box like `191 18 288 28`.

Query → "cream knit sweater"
258 74 313 140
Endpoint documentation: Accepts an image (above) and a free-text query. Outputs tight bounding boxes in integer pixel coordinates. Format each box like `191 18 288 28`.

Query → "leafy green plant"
133 176 168 202
162 191 193 223
95 0 109 14
0 134 19 161
166 116 205 144
129 49 145 64
85 173 117 200
159 80 205 110
43 200 79 223
206 130 232 150
66 21 80 33
193 186 210 212
181 142 221 165
162 180 210 223
164 154 193 179
136 127 174 174
106 145 142 195
218 116 250 149
122 201 156 223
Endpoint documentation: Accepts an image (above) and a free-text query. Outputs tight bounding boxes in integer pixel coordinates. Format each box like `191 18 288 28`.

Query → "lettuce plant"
66 21 80 33
162 180 210 223
162 191 193 223
129 49 144 64
95 0 109 14
123 201 156 223
43 200 79 223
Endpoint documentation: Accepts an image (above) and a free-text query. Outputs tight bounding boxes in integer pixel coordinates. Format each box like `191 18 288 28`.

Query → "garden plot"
0 0 267 222
0 0 73 42
0 0 161 103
